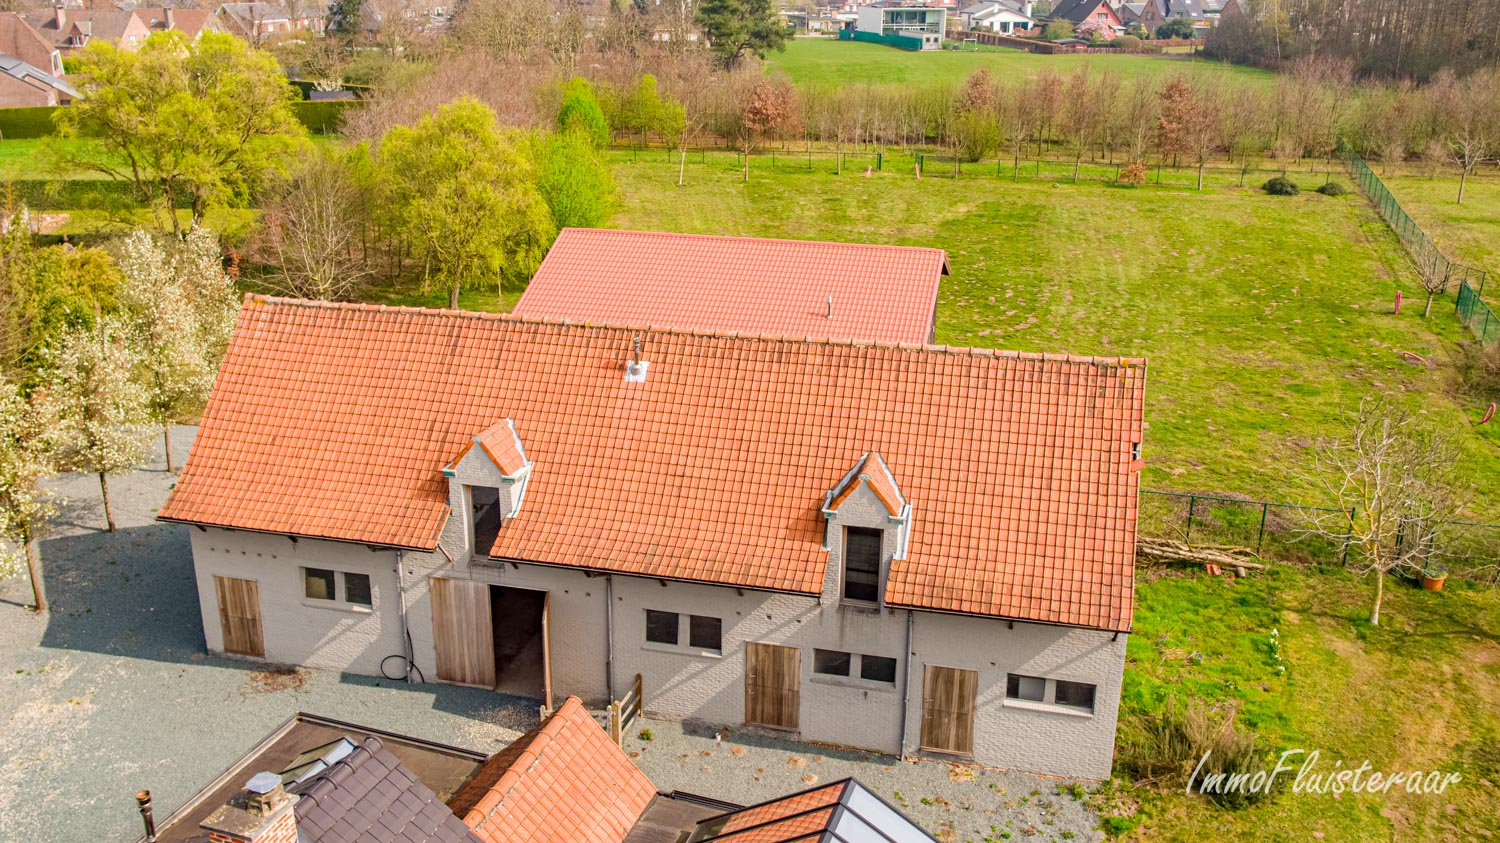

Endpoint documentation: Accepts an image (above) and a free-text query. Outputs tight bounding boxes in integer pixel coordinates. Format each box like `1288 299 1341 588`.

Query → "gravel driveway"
0 425 1103 843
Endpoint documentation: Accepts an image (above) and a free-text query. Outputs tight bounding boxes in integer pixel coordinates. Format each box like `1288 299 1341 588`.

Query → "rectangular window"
860 655 898 684
645 610 679 645
304 568 335 601
344 572 372 607
689 615 722 651
1006 673 1046 703
1055 680 1097 712
813 649 852 676
843 527 882 603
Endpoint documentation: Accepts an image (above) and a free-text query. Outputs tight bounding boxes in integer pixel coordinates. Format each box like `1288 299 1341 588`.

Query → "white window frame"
300 566 375 614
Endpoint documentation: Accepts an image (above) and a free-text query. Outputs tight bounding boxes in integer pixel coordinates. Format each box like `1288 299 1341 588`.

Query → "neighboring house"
0 53 78 106
1138 0 1215 33
218 0 329 40
0 12 62 76
1048 0 1123 33
136 697 937 843
159 289 1146 780
853 3 946 49
23 5 215 53
960 0 1036 33
1117 1 1146 27
511 228 949 345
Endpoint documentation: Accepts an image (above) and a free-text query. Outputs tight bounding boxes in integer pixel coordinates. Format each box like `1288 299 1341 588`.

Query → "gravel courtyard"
0 426 1103 843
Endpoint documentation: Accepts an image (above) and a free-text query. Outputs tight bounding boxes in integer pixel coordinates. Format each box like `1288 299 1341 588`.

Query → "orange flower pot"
1422 574 1446 591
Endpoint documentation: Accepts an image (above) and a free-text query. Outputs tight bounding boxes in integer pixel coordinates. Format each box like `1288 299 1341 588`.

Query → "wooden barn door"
920 664 978 756
541 592 554 712
214 576 264 658
745 642 801 730
431 577 496 688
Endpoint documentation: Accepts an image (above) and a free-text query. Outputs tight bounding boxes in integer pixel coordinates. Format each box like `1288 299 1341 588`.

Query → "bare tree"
1304 399 1466 626
259 150 376 300
1431 68 1500 205
735 76 797 182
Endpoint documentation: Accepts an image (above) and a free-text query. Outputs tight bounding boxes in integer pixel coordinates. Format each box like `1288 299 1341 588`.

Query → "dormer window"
443 418 533 559
843 527 882 602
822 451 912 606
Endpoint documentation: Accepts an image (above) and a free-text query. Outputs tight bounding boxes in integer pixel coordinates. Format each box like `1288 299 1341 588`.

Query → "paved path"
0 426 1102 843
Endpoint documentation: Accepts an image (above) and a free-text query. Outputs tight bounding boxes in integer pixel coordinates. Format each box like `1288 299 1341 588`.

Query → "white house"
854 4 947 48
161 291 1145 781
961 0 1036 33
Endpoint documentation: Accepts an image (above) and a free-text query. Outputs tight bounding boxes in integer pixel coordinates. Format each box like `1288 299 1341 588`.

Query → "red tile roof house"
159 294 1146 780
137 696 936 843
511 228 950 344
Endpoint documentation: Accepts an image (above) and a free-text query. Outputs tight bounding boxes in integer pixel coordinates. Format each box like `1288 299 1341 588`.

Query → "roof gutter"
489 556 821 600
883 600 1132 636
155 515 442 554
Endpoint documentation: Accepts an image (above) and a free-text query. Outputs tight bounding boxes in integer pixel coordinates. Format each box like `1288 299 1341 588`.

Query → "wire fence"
607 145 1348 192
1338 140 1497 345
1140 490 1500 583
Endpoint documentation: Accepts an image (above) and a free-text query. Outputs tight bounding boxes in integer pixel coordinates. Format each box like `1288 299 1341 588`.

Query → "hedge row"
7 179 191 210
0 99 359 139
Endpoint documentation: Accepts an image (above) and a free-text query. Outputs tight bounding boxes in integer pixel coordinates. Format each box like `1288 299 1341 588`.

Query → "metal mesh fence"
1141 490 1500 580
1338 141 1496 345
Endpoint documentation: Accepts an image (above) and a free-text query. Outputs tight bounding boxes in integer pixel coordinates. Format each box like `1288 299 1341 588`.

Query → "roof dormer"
821 451 913 605
443 419 532 558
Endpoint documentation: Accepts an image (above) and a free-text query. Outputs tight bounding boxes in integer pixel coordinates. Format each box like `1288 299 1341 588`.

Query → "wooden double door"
745 642 801 730
430 576 553 709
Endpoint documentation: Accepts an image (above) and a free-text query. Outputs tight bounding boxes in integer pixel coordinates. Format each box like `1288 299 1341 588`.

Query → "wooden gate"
745 642 801 730
541 591 554 712
214 576 264 658
431 577 496 687
920 664 978 756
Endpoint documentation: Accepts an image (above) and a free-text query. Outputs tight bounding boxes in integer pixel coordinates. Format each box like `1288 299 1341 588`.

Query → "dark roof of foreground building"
289 737 483 843
687 778 937 843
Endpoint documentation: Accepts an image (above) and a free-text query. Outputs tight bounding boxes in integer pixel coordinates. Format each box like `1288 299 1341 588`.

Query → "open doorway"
490 586 547 700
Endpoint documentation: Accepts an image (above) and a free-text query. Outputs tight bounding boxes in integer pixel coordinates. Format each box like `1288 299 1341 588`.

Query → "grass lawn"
1382 167 1500 287
1115 566 1500 840
605 150 1500 516
765 37 1276 88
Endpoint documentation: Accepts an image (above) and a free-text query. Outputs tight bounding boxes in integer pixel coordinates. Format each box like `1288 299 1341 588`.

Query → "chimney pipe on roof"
826 296 833 319
625 335 649 382
200 772 298 843
136 790 157 843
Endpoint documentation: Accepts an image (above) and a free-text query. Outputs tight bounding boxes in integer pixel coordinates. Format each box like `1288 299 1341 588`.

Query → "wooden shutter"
745 642 801 730
431 577 496 688
214 576 264 658
920 664 978 756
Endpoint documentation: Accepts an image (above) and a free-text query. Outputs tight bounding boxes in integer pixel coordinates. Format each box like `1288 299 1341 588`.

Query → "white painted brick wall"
190 528 402 677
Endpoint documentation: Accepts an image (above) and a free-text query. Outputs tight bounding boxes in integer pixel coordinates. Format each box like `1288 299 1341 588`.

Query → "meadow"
1117 566 1500 840
1382 166 1500 285
603 151 1500 518
763 36 1277 88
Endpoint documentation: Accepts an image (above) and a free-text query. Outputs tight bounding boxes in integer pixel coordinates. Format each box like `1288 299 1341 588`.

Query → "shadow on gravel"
38 523 208 664
337 672 545 724
674 718 897 765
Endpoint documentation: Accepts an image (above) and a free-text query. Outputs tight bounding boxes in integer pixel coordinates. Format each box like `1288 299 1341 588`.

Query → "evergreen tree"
696 0 792 70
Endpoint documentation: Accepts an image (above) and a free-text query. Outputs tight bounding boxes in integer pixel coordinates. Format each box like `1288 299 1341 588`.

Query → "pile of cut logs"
1136 538 1266 577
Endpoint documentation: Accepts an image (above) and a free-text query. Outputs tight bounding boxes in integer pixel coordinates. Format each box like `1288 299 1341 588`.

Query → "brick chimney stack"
53 4 65 29
200 772 298 843
164 7 175 29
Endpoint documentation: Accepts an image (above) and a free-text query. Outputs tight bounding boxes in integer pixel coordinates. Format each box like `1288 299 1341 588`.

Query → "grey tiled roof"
288 737 482 843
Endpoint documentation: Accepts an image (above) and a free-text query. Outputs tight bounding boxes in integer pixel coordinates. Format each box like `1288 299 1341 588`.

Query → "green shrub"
639 728 654 741
291 101 359 135
1116 697 1278 808
1099 815 1141 836
1316 180 1349 196
1262 176 1299 196
0 106 61 139
1114 35 1142 51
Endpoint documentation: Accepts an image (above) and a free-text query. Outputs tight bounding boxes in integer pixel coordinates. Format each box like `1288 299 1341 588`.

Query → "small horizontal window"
1006 673 1046 703
689 615 722 651
1055 680 1097 713
860 655 898 684
814 649 852 677
304 568 335 601
646 610 679 645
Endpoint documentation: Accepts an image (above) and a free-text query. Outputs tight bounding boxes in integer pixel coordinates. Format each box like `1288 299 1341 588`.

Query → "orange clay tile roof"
511 228 948 345
464 419 529 476
827 451 905 518
447 696 656 843
159 296 1145 631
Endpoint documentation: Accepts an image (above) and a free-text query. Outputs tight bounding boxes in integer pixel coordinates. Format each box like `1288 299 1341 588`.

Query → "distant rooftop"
512 228 949 345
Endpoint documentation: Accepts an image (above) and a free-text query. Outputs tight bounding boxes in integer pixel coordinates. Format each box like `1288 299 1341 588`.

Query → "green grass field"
604 151 1500 516
764 37 1276 87
1117 566 1500 840
1383 167 1500 285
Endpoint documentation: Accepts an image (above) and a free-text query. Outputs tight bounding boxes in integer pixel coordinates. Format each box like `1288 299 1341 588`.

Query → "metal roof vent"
625 335 649 383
